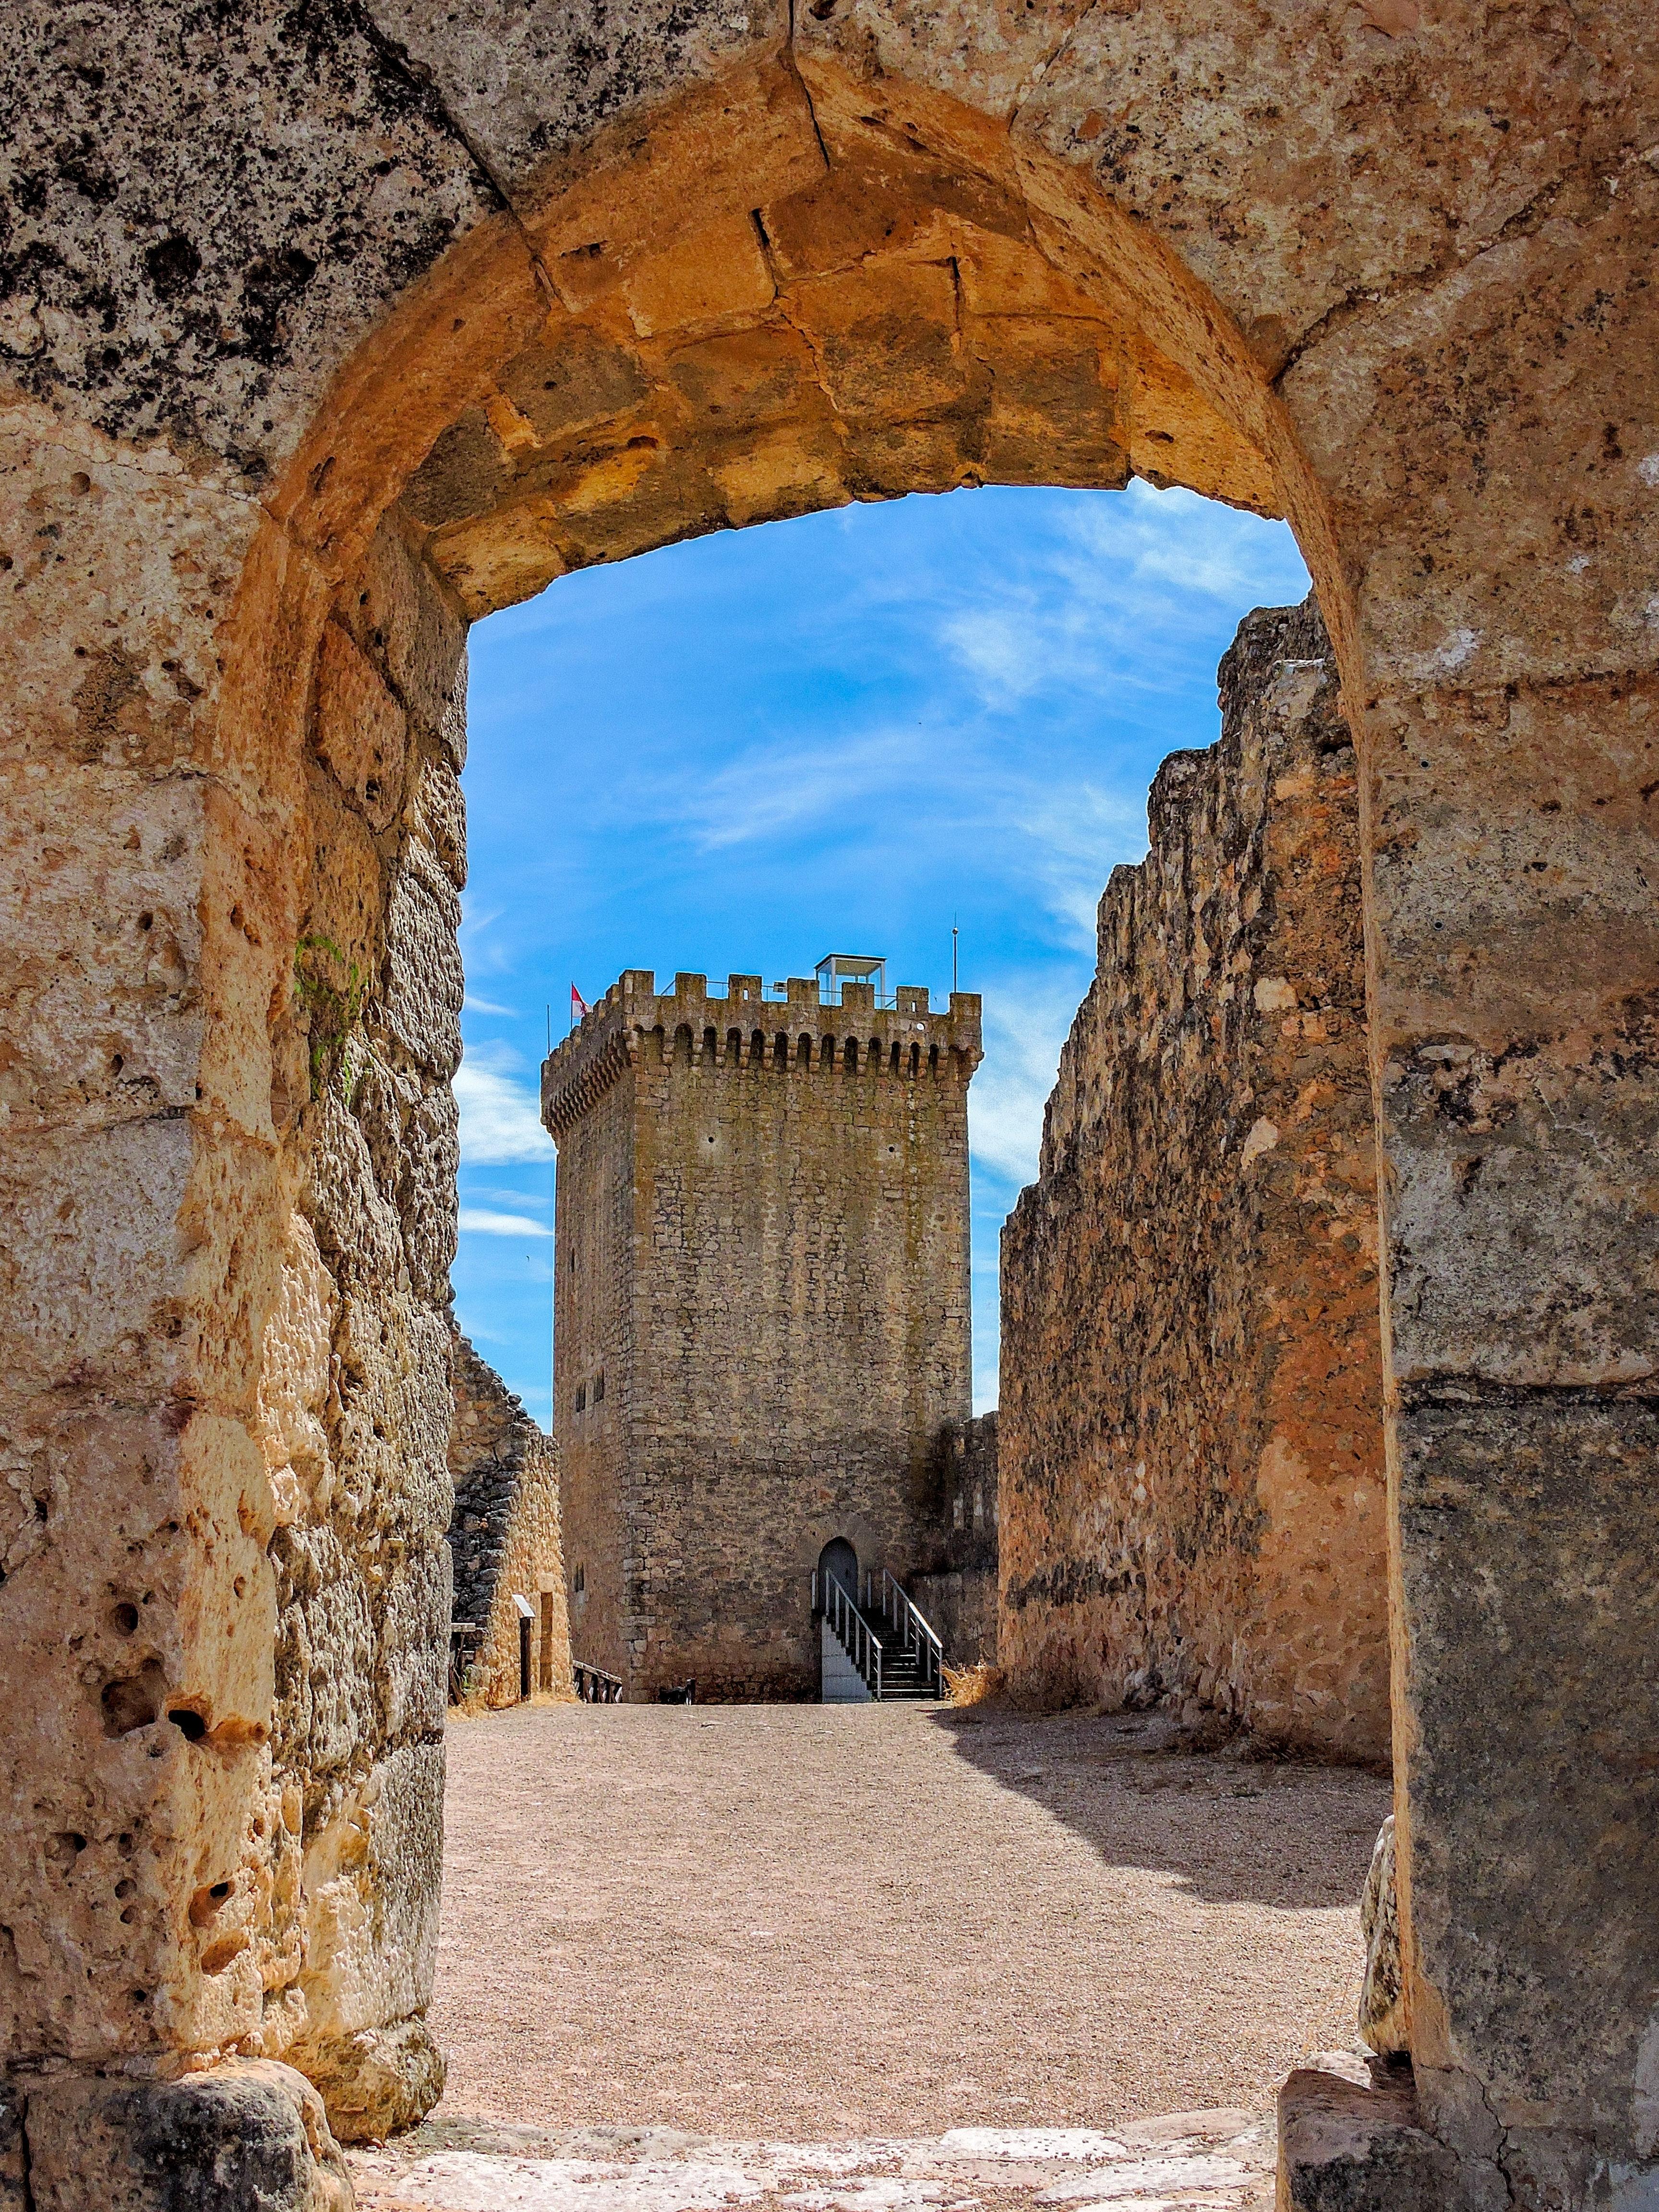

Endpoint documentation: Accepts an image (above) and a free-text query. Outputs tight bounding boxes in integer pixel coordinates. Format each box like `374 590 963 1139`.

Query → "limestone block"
344 1051 459 1309
1010 0 1620 363
364 0 795 221
0 409 252 769
538 448 729 577
1122 339 1276 514
1383 1033 1659 1388
0 3 497 481
1277 2054 1465 2212
0 763 207 1137
296 2013 445 2145
794 6 1091 152
842 419 979 498
964 313 1124 486
289 1743 445 2068
373 1543 451 1743
397 1086 460 1310
342 522 467 746
20 2060 350 2212
760 135 1023 282
0 1404 191 2060
1287 182 1659 690
0 1116 192 1395
307 1096 404 1298
401 410 511 533
497 326 652 444
374 863 463 1083
413 756 467 892
314 625 409 837
955 229 1101 320
258 1213 338 1532
270 1524 377 1779
422 507 570 621
788 260 969 423
708 425 852 530
438 654 469 773
623 216 775 337
1395 1386 1659 2148
654 324 824 431
330 1296 455 1547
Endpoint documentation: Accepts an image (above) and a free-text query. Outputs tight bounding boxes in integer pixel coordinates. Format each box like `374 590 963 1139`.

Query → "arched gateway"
2 6 1654 2207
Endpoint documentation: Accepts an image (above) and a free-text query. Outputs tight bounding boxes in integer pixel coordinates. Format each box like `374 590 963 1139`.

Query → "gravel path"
425 1701 1389 2141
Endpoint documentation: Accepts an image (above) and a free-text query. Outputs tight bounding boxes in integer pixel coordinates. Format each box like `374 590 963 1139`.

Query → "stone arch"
6 9 1657 2207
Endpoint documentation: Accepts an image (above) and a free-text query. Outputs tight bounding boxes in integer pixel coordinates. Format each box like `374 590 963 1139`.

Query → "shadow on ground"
927 1703 1389 1911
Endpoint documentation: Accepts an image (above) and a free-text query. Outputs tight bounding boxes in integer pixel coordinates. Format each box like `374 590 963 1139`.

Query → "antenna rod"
952 919 959 995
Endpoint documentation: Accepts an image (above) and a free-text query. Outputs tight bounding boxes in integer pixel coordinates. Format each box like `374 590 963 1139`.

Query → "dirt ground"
426 1700 1389 2140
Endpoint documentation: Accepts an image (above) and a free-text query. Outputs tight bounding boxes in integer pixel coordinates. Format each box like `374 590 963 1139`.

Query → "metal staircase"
811 1566 945 1701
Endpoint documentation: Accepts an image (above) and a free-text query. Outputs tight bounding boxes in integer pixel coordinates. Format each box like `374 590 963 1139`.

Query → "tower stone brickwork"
542 969 981 1701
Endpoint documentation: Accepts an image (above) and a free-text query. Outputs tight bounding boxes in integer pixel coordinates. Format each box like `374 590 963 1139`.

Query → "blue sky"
453 481 1309 1422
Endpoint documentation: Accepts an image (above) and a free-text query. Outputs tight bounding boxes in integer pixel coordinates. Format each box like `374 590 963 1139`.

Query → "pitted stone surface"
5 5 1658 2204
1000 600 1388 1761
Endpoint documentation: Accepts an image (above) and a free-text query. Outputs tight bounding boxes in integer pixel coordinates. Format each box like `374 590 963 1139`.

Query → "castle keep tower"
542 966 981 1700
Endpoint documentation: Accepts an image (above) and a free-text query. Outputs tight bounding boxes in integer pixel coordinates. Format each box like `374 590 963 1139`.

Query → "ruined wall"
447 1330 572 1707
911 1414 999 1667
545 972 979 1700
1000 599 1387 1763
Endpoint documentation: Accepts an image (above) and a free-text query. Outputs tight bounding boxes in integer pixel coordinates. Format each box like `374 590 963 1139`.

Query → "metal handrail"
572 1659 623 1703
880 1570 946 1698
810 1569 884 1700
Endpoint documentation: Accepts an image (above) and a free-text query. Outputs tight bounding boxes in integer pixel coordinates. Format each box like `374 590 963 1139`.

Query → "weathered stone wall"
6 3 1659 2200
0 487 467 2164
447 1329 573 1707
1000 599 1388 1763
545 971 979 1701
911 1414 999 1668
265 514 468 2138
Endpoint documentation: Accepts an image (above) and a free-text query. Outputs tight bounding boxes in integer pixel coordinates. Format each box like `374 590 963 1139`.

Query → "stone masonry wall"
448 1329 573 1708
999 599 1388 1763
4 7 1656 2195
911 1414 999 1668
546 972 980 1701
261 513 469 2136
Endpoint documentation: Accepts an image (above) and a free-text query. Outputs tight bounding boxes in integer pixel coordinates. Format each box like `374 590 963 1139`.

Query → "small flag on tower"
570 983 589 1027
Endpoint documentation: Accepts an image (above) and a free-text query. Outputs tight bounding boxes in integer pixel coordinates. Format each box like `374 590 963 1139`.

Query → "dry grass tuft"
943 1661 1007 1707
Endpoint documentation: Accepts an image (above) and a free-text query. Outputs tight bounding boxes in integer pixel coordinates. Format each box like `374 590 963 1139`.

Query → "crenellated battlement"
541 968 982 1140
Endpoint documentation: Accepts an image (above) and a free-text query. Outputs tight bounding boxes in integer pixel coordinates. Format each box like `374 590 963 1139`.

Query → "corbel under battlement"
541 969 983 1141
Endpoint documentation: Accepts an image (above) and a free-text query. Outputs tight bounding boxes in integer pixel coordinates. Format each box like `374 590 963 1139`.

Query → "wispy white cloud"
1006 782 1144 950
459 1208 554 1238
454 1042 552 1164
968 981 1088 1189
463 992 518 1017
675 725 931 852
936 481 1310 709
